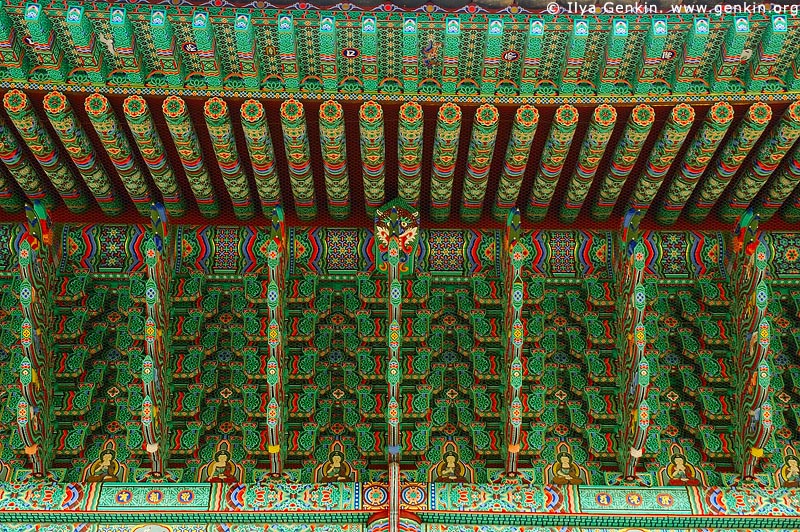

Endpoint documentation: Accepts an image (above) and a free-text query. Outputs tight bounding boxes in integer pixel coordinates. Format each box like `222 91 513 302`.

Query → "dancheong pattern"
0 7 796 228
0 207 800 526
0 2 799 531
0 5 795 102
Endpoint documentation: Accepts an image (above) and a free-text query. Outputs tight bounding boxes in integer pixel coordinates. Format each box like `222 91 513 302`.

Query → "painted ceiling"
0 3 800 531
2 213 800 524
0 4 795 228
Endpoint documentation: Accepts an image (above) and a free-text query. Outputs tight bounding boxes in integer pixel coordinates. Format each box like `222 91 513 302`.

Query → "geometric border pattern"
4 224 738 280
0 483 798 525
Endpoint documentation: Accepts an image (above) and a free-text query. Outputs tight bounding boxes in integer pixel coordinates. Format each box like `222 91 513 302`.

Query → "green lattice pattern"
2 224 800 488
0 7 794 102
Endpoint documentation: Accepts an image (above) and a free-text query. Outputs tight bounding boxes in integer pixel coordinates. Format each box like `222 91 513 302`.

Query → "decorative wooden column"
374 200 420 532
204 97 255 220
493 105 538 222
728 211 772 480
501 208 526 474
142 204 172 476
162 96 219 218
656 101 734 225
460 104 499 223
686 102 771 223
43 91 122 216
397 102 424 208
360 101 386 217
240 99 282 216
122 95 186 218
720 101 800 223
3 90 87 213
16 202 56 476
280 99 316 220
526 104 579 222
84 93 154 216
430 103 462 222
319 100 350 220
759 141 800 222
264 206 288 475
560 104 617 223
0 118 52 210
627 103 695 213
616 210 650 480
591 105 654 221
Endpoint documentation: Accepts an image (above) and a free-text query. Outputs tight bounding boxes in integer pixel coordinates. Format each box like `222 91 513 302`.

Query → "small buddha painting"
545 443 588 485
198 441 243 484
666 454 700 486
83 441 124 483
431 442 471 483
315 442 354 483
779 451 800 488
549 453 585 485
659 445 706 487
